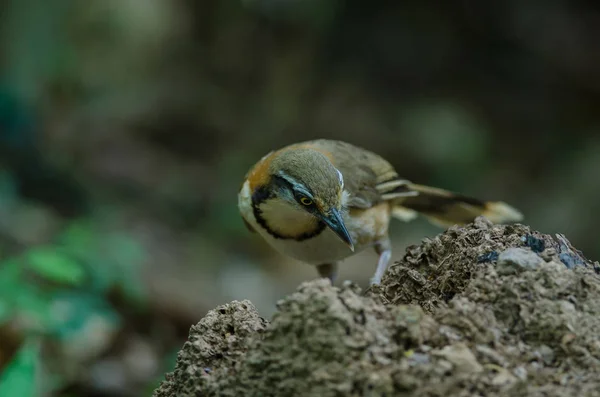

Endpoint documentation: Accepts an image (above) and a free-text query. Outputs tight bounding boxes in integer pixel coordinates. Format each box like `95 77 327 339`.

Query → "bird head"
252 148 354 249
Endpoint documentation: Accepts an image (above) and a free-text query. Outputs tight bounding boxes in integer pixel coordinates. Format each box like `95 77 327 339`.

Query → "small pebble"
407 353 430 366
491 368 517 386
513 366 528 381
537 345 555 365
477 251 499 264
434 343 483 374
498 248 543 273
559 253 586 269
522 235 546 253
475 344 506 366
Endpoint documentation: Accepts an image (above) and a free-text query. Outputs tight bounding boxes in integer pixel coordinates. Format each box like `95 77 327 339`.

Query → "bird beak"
320 208 354 251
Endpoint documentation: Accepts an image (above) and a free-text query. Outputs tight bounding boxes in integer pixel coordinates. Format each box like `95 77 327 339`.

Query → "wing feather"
297 140 413 209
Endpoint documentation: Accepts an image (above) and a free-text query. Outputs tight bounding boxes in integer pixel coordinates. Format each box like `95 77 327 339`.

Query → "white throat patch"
258 198 320 237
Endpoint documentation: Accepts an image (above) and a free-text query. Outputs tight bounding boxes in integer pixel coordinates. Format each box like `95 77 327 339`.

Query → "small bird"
238 139 522 285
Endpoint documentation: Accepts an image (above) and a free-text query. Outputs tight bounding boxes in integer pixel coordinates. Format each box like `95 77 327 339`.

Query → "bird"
238 139 523 285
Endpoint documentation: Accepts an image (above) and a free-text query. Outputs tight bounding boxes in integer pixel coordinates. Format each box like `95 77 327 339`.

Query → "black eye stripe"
272 175 293 189
273 175 314 201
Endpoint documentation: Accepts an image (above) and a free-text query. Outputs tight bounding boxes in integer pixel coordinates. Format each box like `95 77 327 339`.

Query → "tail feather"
391 183 523 226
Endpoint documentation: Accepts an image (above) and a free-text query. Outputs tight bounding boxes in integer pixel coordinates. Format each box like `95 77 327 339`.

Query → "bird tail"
391 183 523 227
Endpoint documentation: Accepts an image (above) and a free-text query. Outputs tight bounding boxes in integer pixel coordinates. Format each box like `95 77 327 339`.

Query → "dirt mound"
154 218 600 397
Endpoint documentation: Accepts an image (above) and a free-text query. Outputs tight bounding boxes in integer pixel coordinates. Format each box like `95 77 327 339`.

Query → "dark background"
0 0 599 396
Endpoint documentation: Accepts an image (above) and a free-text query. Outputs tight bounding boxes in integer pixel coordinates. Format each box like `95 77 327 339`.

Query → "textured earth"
154 218 600 397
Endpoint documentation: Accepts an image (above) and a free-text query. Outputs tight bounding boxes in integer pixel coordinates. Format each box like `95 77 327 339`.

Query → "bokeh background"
0 0 599 396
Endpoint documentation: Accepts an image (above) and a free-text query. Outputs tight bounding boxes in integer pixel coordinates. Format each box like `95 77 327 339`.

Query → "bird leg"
316 262 338 284
371 239 392 285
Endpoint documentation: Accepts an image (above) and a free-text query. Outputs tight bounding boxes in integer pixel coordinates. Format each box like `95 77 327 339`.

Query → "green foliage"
27 247 86 287
47 291 120 342
57 220 147 305
0 339 40 397
0 259 51 330
0 216 147 393
0 218 146 329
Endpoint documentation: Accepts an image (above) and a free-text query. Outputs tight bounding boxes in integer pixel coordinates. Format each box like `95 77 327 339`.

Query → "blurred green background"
0 0 599 396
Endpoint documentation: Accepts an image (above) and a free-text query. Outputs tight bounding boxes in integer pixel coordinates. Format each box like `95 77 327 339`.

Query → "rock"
154 300 267 397
154 220 600 397
497 247 544 273
433 343 483 374
490 368 517 387
475 344 507 366
537 344 555 365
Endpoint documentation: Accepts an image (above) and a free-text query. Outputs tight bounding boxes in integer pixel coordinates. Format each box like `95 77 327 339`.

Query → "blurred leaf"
82 256 113 295
48 292 120 340
26 248 85 287
58 220 95 258
0 338 40 397
0 259 23 289
0 260 36 326
60 227 147 304
101 232 146 304
13 286 52 331
104 232 145 267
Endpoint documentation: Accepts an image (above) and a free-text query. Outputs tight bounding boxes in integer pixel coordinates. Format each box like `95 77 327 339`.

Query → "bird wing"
298 140 417 209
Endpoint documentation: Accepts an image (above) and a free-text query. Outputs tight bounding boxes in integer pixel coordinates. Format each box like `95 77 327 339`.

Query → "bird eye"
299 197 313 206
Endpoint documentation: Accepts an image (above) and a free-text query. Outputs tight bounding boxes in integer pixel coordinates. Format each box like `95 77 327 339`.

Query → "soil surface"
154 218 600 397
